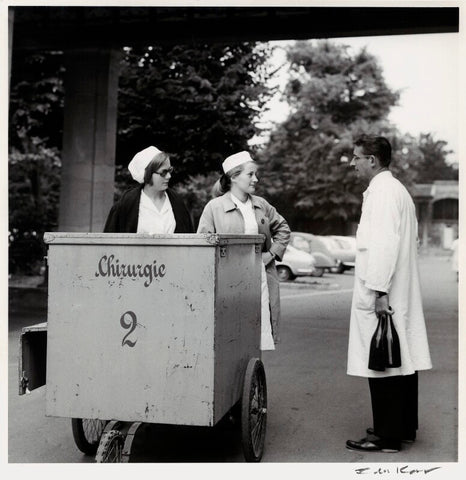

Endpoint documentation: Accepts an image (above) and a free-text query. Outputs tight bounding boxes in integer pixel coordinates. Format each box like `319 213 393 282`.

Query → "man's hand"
375 294 394 316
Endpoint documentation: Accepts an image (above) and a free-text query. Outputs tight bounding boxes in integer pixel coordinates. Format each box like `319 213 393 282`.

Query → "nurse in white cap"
104 146 193 234
197 151 291 350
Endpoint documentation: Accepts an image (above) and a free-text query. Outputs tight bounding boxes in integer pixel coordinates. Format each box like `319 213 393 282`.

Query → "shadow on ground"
121 417 245 462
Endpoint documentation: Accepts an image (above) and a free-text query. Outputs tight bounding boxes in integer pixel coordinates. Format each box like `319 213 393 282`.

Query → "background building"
413 180 459 248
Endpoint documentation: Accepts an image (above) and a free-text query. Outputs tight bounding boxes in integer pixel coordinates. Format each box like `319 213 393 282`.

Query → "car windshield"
320 237 339 250
291 236 310 252
333 238 348 249
333 237 356 249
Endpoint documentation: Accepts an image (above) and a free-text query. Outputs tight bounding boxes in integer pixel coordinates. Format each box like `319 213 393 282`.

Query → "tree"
8 43 274 270
413 133 458 183
255 40 420 233
9 51 65 152
9 51 64 273
117 42 273 186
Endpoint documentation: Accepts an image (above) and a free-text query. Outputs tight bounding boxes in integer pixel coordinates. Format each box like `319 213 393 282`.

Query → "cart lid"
43 232 264 246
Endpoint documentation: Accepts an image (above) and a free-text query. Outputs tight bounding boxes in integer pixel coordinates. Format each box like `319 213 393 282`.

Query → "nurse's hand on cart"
262 251 275 266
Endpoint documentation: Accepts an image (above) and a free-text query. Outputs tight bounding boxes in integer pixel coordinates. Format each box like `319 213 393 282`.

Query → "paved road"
7 255 457 463
265 256 457 463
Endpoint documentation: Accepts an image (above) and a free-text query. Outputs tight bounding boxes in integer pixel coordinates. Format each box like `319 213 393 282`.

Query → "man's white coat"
347 171 432 378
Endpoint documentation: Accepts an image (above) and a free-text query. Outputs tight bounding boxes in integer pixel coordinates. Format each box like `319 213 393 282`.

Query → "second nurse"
197 151 290 350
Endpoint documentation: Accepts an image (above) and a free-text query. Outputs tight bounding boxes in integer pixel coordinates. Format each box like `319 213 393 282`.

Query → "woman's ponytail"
211 174 231 198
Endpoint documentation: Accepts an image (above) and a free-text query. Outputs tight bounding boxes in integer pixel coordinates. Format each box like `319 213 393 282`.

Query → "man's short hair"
354 135 392 168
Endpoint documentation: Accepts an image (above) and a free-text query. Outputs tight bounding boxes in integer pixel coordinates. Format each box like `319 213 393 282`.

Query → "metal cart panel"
214 243 261 422
43 233 262 427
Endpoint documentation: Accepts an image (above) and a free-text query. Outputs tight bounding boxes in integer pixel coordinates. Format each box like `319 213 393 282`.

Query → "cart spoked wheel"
71 418 108 455
95 430 124 463
241 358 267 462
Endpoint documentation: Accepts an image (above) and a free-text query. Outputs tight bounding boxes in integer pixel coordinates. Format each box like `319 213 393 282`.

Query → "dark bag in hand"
368 312 401 371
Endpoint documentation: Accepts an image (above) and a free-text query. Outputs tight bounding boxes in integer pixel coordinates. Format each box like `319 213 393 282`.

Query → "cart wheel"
71 418 107 455
241 358 267 462
95 430 124 463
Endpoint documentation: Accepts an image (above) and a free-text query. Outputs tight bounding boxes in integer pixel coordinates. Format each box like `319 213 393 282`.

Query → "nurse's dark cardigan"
103 186 194 233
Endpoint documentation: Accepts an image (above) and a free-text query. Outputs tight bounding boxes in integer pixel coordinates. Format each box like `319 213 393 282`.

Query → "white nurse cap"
128 146 162 183
222 151 254 174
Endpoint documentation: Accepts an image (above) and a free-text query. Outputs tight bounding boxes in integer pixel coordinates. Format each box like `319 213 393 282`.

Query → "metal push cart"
19 233 268 462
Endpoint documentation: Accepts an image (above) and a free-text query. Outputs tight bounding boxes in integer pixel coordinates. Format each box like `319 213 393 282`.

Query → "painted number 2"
120 311 138 347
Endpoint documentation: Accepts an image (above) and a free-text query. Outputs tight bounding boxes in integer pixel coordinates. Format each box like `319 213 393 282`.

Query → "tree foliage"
256 40 433 232
9 52 64 273
413 133 458 183
8 39 458 272
117 42 273 186
8 43 273 271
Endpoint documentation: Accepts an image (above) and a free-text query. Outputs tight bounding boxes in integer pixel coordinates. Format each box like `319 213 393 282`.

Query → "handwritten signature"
355 466 441 475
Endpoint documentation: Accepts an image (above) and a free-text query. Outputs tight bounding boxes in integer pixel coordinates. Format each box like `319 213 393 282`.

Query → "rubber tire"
241 358 267 462
276 265 295 282
71 418 107 455
95 430 124 463
330 263 345 274
311 267 324 277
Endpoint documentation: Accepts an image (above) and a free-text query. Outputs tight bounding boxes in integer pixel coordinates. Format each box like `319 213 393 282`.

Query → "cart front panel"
46 241 216 426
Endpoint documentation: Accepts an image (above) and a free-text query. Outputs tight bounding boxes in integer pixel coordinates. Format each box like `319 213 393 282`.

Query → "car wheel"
311 267 324 277
276 266 294 282
330 263 345 274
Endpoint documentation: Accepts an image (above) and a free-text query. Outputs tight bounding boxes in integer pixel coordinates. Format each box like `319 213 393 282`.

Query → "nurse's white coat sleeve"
196 202 216 233
363 188 401 292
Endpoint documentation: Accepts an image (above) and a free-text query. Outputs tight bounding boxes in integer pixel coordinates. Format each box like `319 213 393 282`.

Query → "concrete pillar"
9 9 14 94
58 48 121 232
421 204 429 247
425 201 433 246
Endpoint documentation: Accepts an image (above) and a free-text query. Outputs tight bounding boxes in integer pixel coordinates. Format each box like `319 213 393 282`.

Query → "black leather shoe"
366 427 415 444
346 438 400 453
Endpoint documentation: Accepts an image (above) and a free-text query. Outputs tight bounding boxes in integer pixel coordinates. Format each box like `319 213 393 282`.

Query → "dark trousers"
368 372 418 445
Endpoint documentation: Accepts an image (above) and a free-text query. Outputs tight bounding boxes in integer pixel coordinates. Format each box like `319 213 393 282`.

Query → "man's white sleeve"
363 188 401 292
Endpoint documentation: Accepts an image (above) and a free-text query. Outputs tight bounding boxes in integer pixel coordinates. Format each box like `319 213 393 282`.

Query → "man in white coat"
346 135 432 453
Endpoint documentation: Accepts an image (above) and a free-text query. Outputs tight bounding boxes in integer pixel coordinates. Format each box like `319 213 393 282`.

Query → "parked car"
327 235 356 273
275 245 316 282
289 232 338 277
